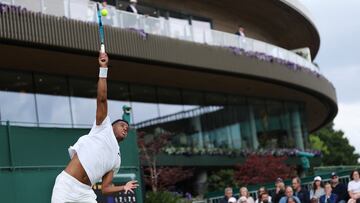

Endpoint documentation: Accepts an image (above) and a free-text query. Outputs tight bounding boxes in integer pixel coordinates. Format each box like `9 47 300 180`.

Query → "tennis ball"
101 8 108 17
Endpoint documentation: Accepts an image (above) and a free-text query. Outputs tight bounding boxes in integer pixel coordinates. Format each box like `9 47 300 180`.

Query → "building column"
193 170 207 197
291 108 305 150
191 116 204 148
248 105 259 150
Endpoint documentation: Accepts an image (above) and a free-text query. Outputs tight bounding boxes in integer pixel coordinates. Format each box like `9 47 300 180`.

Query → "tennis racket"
96 3 105 54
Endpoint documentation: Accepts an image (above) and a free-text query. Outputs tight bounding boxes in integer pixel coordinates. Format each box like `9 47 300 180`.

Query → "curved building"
0 0 337 202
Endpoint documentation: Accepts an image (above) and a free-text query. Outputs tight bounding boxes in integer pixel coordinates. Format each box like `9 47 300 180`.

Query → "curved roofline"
280 0 321 59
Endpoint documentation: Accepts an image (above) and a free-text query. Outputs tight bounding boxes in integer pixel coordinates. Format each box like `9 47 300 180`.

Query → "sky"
301 0 360 153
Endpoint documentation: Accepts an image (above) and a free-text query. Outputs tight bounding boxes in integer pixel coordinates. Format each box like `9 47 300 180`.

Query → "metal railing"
2 0 320 74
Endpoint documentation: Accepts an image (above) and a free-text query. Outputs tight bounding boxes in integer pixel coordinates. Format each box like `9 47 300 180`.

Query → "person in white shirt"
310 176 325 202
235 26 246 37
238 187 255 203
348 170 360 203
51 52 138 203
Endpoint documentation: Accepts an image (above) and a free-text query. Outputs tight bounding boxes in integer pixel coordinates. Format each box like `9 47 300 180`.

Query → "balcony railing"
1 0 319 73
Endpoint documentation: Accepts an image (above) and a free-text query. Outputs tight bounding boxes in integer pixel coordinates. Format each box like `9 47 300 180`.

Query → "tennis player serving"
51 52 138 203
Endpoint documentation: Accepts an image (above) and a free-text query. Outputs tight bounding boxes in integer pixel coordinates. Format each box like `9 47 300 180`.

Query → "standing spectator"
273 178 286 203
279 186 301 203
292 176 310 203
239 187 255 203
310 176 325 201
331 172 349 203
126 0 139 14
319 182 338 203
235 25 246 48
255 187 272 203
221 187 234 203
348 170 360 203
235 26 246 37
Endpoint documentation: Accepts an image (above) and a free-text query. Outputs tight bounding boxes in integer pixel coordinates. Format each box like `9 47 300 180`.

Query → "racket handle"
100 44 105 53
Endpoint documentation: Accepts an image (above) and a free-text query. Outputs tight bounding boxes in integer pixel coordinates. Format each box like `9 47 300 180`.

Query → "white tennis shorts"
51 171 97 203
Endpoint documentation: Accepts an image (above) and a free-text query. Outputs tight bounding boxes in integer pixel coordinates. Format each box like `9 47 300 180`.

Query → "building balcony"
0 1 337 132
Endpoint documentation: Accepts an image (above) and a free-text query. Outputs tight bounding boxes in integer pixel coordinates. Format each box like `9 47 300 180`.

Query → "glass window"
69 78 97 127
34 74 72 127
157 87 183 117
0 70 37 126
69 77 97 98
264 100 289 148
130 84 159 124
107 82 131 123
70 96 96 128
182 90 204 111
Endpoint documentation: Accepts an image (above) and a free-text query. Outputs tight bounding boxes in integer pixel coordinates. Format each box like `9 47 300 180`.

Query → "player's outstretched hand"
124 180 139 193
98 52 108 67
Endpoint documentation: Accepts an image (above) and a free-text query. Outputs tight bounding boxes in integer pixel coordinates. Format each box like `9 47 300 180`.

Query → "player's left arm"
96 52 108 125
101 171 139 195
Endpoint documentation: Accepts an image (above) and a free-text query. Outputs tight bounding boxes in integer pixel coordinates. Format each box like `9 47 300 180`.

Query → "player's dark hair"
112 119 129 126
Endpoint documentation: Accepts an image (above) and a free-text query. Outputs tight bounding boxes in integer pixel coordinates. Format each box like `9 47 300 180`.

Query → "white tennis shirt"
68 116 121 185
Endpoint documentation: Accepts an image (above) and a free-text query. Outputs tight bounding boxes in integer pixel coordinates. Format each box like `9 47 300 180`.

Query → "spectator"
255 187 272 203
310 176 325 201
239 196 248 203
126 0 139 14
319 182 338 203
348 170 360 203
292 176 310 203
239 187 255 203
287 197 298 203
311 198 319 203
279 186 301 203
235 26 246 37
260 192 272 203
273 178 286 203
229 197 237 203
331 172 349 203
221 187 234 203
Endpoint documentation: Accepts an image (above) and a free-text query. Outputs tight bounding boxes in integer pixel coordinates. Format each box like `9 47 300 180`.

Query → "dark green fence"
0 122 143 203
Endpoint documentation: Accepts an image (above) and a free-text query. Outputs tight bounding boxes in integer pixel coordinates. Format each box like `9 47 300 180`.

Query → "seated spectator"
279 186 301 203
239 187 255 203
273 178 286 203
239 196 248 203
260 192 272 203
287 197 298 203
221 187 234 203
235 26 246 37
311 198 319 203
229 197 237 203
331 172 349 203
319 182 337 203
310 176 325 202
348 170 360 203
292 176 310 203
255 187 272 203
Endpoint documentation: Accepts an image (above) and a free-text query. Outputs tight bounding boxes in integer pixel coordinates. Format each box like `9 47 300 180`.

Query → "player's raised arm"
96 52 109 125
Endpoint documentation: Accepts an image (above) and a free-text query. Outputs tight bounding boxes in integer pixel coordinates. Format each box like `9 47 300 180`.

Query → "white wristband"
99 67 108 78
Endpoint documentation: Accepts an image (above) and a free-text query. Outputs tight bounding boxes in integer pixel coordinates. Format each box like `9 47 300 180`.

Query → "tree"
143 167 194 191
234 155 292 185
310 123 359 165
137 128 194 192
208 169 238 192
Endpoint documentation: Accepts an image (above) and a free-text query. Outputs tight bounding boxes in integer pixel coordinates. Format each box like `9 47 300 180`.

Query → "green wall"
0 123 143 203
